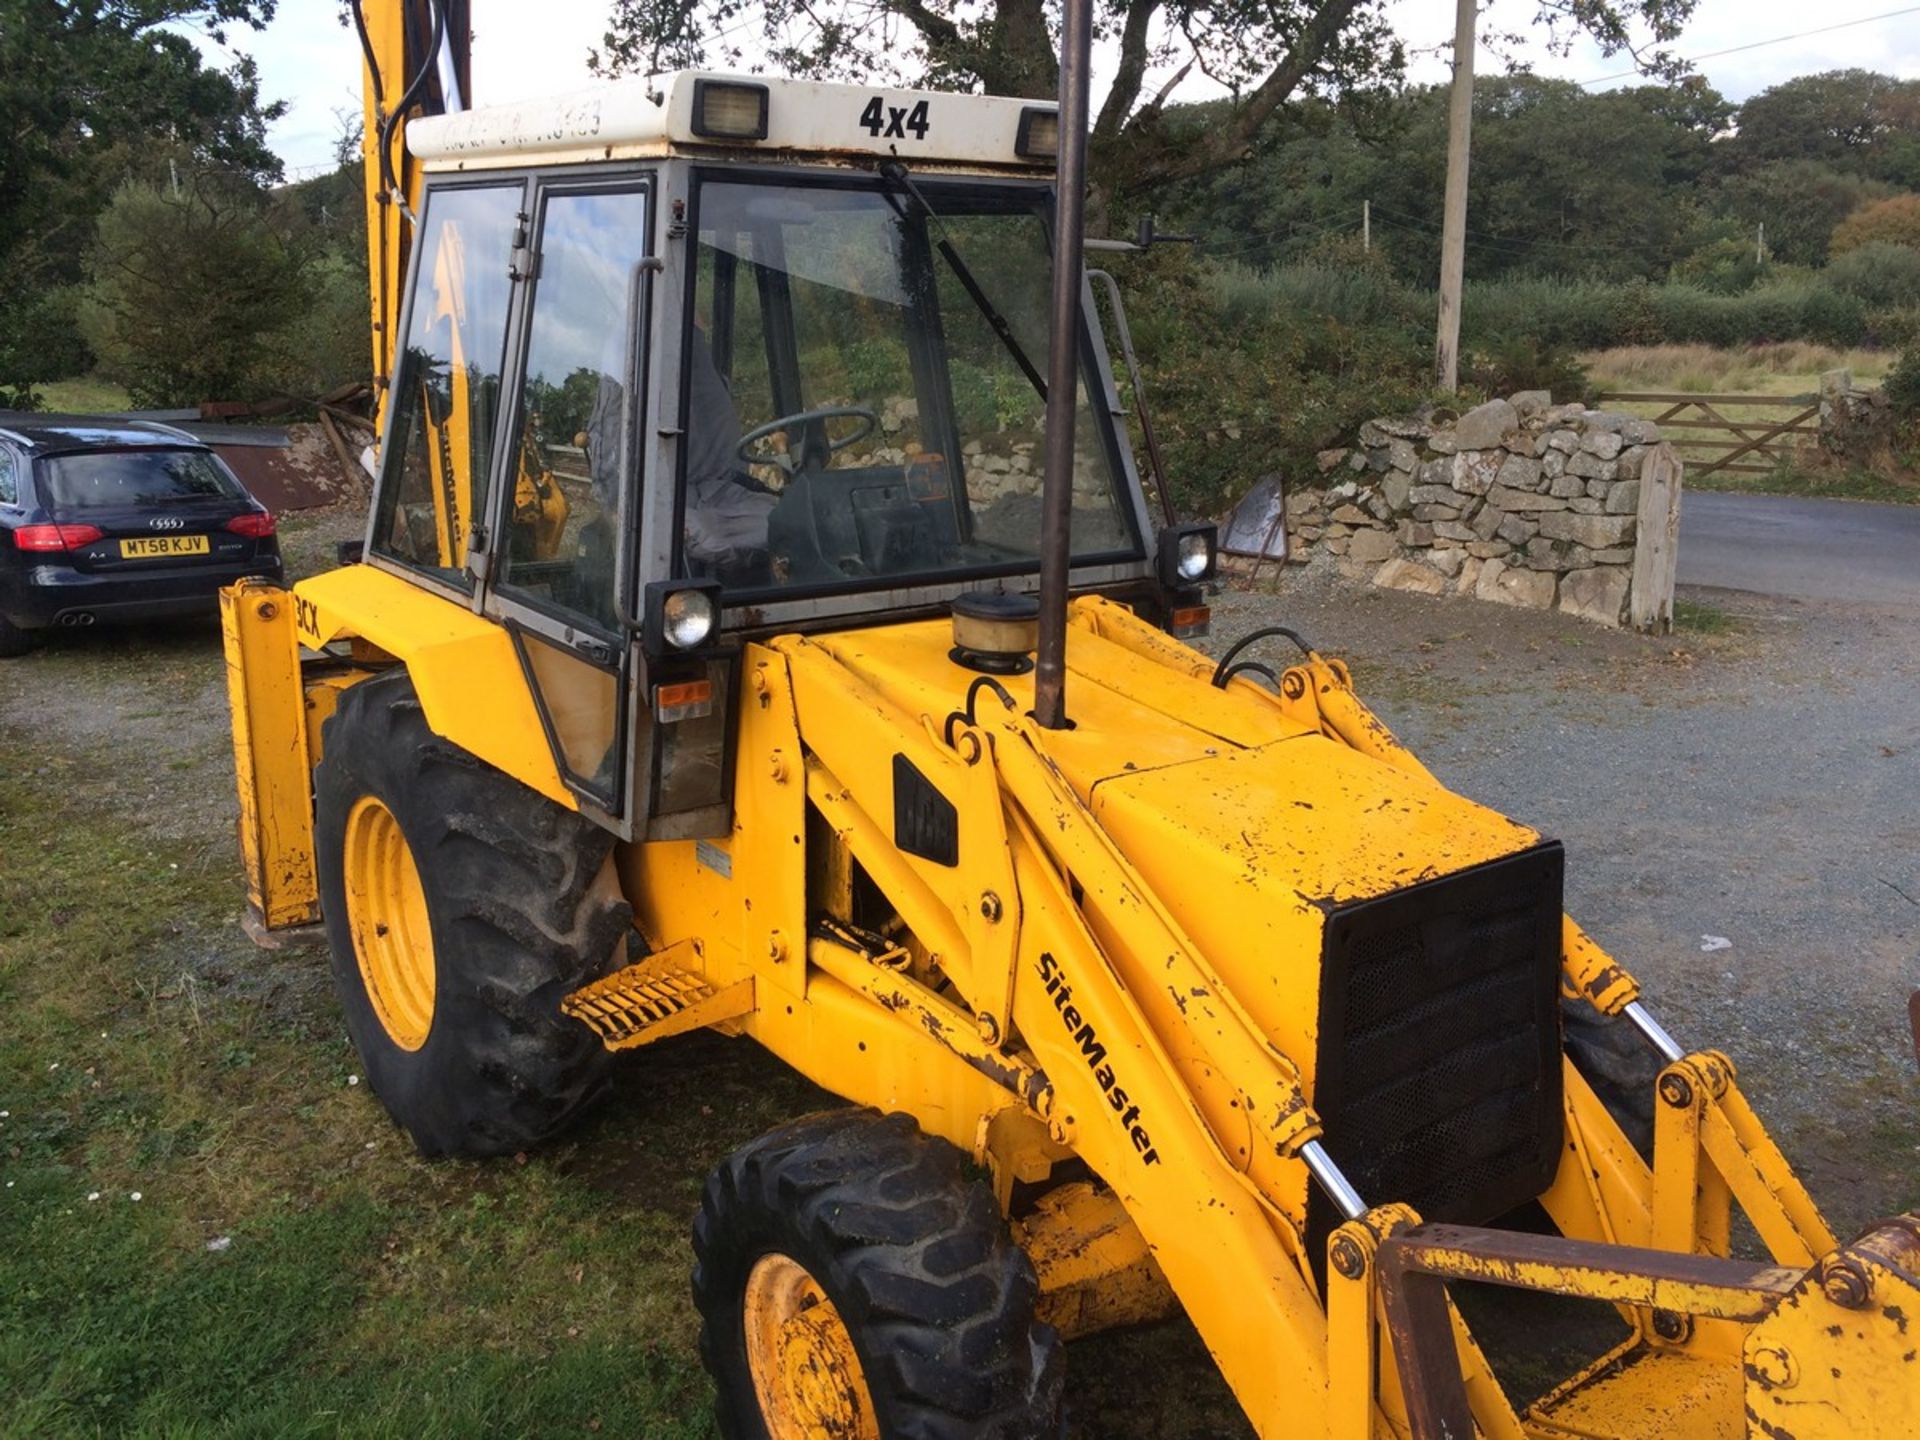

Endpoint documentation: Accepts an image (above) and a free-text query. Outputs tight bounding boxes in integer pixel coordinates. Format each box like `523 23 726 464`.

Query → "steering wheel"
737 405 879 476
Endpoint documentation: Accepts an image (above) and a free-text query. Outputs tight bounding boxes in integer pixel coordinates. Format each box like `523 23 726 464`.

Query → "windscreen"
682 176 1139 595
41 449 244 511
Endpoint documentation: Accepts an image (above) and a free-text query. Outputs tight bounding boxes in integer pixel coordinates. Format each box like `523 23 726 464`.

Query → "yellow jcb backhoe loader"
219 2 1920 1434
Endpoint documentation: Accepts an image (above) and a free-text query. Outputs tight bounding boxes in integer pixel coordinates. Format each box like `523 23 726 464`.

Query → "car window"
0 450 15 505
40 449 243 510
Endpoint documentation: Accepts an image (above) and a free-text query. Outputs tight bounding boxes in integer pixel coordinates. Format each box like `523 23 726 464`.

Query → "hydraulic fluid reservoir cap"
951 591 1038 675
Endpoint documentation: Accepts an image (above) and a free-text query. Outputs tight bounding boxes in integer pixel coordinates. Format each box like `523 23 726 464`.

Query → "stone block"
1549 474 1587 498
1285 488 1322 516
1470 502 1505 540
1496 513 1538 545
1613 445 1647 479
1348 450 1368 472
1388 438 1419 472
1377 415 1433 440
1567 497 1604 514
1478 558 1558 609
1496 453 1544 492
1545 429 1579 453
1357 420 1388 448
1567 451 1619 481
1452 450 1504 496
1331 480 1359 501
1408 483 1458 506
1586 477 1613 500
1365 491 1395 522
1606 479 1641 515
1324 534 1349 555
1381 470 1412 512
1428 432 1460 455
1331 503 1371 524
1324 523 1352 540
1432 520 1477 542
1580 429 1624 460
1559 566 1630 627
1316 448 1350 472
1427 546 1467 578
1366 448 1393 473
1582 410 1626 434
1511 389 1552 418
1373 557 1448 595
1503 433 1538 458
1619 418 1662 445
1412 502 1462 523
1485 482 1569 513
1542 448 1568 480
1455 556 1486 594
1466 539 1511 559
1455 398 1518 450
1398 520 1435 547
1536 511 1635 548
1417 458 1452 488
1346 527 1398 565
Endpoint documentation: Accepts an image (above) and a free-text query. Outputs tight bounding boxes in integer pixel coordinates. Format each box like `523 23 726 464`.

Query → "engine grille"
1308 844 1565 1266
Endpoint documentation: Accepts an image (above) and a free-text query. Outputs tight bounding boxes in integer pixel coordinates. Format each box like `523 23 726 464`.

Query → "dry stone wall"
1283 392 1674 628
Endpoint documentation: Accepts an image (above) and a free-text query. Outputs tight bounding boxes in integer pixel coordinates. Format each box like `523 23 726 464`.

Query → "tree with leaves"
594 0 1700 226
0 0 282 401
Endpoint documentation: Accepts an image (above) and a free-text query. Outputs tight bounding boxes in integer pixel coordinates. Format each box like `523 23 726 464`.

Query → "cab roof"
409 70 1059 175
0 414 203 456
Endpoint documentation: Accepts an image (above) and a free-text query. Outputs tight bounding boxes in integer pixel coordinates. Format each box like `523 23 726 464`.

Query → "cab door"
483 178 654 828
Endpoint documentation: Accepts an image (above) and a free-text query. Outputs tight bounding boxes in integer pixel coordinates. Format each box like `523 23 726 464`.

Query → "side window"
370 183 520 584
0 451 16 505
497 186 651 632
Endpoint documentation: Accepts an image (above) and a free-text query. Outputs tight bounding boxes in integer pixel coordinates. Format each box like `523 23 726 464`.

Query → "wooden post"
1434 0 1475 392
1629 442 1683 634
1363 199 1371 253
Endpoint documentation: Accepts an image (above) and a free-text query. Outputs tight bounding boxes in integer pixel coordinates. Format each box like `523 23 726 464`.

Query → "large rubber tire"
1562 994 1661 1157
693 1109 1064 1440
313 672 630 1157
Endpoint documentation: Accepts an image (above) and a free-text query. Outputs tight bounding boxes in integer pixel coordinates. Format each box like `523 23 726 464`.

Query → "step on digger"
220 2 1919 1434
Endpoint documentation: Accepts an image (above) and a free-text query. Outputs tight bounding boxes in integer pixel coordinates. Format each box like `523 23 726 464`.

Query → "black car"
0 416 284 656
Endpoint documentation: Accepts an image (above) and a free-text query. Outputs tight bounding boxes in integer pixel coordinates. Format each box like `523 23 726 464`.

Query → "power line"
1579 5 1920 86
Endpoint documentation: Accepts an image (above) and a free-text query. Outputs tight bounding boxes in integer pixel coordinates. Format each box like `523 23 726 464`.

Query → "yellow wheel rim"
741 1252 880 1440
341 795 436 1051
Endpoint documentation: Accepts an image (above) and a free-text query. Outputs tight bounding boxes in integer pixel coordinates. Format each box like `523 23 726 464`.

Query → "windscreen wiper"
879 159 1048 401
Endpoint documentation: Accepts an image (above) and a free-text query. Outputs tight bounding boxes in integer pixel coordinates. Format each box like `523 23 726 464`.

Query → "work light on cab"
663 588 716 649
1157 521 1217 585
1015 105 1059 158
691 80 769 140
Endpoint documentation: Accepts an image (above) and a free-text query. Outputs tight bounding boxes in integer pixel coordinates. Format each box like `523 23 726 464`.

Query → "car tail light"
15 522 105 551
226 511 276 538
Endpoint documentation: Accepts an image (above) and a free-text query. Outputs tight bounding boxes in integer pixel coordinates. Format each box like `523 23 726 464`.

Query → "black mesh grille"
1308 845 1565 1268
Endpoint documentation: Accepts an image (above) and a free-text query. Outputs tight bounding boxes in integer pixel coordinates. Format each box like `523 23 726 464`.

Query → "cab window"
370 183 520 585
682 176 1138 595
0 450 16 505
496 186 651 633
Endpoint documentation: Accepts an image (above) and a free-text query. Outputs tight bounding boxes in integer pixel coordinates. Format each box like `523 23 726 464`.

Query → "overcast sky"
192 1 1920 179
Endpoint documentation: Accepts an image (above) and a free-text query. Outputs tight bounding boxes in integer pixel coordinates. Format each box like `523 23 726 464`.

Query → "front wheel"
313 672 631 1157
693 1109 1064 1440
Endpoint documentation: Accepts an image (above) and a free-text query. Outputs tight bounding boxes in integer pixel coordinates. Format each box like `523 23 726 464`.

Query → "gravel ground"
1207 565 1920 1227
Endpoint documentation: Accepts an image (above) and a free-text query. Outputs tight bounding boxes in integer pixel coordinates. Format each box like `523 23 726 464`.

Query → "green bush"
1885 345 1920 419
1825 243 1920 309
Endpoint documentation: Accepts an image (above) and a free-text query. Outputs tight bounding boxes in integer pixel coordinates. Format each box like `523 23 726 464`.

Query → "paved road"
1679 490 1920 605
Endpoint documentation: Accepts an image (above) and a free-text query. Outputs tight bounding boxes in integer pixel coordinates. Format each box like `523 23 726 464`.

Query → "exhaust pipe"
1032 0 1094 731
59 612 96 627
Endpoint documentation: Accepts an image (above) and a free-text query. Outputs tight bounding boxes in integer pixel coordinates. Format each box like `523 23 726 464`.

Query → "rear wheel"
0 612 33 658
693 1109 1063 1440
313 672 630 1157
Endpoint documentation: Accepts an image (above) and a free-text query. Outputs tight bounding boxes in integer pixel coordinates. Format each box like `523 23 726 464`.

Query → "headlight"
1156 522 1218 587
642 579 724 659
662 588 715 650
1175 531 1212 581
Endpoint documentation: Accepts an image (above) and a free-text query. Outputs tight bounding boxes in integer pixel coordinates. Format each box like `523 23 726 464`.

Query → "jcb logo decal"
1036 952 1160 1166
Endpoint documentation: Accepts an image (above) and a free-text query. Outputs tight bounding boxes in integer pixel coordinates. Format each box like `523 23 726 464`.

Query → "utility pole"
1756 222 1766 266
1363 199 1371 253
1435 0 1475 392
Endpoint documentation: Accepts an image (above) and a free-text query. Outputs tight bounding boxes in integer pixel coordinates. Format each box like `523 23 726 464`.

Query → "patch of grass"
1673 598 1735 634
1686 461 1920 505
0 720 800 1436
33 375 135 415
